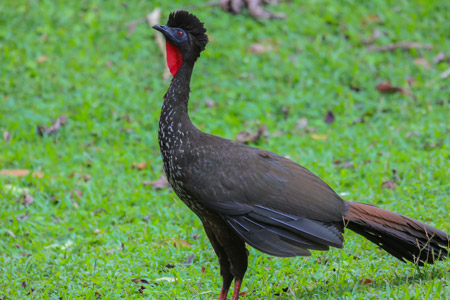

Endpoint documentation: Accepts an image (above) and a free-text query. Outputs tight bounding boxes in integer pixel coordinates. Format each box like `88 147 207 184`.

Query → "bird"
152 10 449 300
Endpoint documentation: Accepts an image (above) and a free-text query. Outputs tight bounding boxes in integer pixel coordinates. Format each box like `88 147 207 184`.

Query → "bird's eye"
177 30 184 37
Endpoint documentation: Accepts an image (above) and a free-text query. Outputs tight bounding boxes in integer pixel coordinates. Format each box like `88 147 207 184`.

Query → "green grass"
1 0 449 299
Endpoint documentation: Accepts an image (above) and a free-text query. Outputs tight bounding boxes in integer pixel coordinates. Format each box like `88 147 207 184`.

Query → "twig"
367 42 433 52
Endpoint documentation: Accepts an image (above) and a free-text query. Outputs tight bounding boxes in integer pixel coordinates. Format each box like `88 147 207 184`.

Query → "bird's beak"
152 24 169 36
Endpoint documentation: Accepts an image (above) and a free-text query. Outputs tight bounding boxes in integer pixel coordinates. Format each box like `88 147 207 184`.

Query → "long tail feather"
345 202 450 265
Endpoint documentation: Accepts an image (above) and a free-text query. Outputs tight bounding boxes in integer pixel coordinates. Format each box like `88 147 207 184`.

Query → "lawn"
1 0 449 299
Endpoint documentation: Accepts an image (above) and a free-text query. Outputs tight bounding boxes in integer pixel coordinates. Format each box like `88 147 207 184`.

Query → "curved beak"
152 24 169 36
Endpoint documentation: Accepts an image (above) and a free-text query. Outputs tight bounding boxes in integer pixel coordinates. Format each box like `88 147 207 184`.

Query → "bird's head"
153 11 208 77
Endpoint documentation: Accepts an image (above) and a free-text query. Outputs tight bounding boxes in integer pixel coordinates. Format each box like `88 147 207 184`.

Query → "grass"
1 0 449 299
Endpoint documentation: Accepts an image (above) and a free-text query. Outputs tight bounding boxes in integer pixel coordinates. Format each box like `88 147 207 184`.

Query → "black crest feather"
167 10 208 54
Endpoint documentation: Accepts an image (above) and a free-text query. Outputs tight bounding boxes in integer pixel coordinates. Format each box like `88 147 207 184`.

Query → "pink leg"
218 285 229 300
231 279 243 300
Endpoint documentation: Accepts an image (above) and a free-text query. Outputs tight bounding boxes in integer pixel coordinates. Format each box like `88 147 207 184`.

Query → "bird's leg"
231 278 243 300
218 268 233 300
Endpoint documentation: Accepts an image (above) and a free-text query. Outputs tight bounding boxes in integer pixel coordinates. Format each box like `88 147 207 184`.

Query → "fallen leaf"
154 277 176 282
359 278 373 284
0 169 44 178
37 115 68 136
80 174 91 182
165 263 175 269
362 14 381 26
138 285 146 293
236 124 268 144
204 98 216 108
21 281 27 288
381 180 396 190
94 291 101 299
70 189 83 199
142 216 151 222
182 254 195 266
311 133 328 141
22 192 34 206
132 278 150 284
36 55 48 63
201 266 206 273
16 214 29 221
146 175 169 190
132 162 147 170
3 131 10 142
5 230 16 238
375 82 412 97
105 249 115 255
414 58 432 70
433 52 447 64
249 43 274 54
367 42 432 52
239 291 248 297
296 117 308 129
171 238 192 248
324 110 335 124
440 68 450 79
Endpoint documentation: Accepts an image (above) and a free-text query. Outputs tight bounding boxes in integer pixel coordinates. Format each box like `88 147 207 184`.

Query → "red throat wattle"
166 41 183 77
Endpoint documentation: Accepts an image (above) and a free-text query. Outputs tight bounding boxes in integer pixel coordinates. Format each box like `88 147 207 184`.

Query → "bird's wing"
184 140 349 256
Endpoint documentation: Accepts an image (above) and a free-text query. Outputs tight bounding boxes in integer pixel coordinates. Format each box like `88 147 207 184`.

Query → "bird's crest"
167 10 208 53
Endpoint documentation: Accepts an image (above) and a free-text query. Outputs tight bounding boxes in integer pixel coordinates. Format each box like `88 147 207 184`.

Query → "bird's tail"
345 202 449 265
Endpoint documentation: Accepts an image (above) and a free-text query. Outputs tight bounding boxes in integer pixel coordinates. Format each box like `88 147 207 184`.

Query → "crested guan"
153 11 449 300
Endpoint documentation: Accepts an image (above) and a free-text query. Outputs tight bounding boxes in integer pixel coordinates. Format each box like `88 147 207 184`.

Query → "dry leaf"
16 214 29 221
204 98 216 108
367 42 432 52
36 55 48 63
132 162 147 170
359 278 373 284
221 0 285 19
249 43 274 54
440 68 450 79
236 124 268 144
147 175 169 190
21 281 27 288
0 169 44 178
375 82 412 97
37 115 68 136
132 278 150 284
201 266 206 273
433 52 447 64
324 110 335 124
362 14 381 26
296 117 308 129
381 180 396 190
22 192 34 206
171 238 192 248
311 133 328 141
3 131 10 143
414 58 431 70
182 254 195 266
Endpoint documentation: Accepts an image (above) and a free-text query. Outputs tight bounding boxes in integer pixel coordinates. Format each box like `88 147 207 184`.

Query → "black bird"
152 10 449 300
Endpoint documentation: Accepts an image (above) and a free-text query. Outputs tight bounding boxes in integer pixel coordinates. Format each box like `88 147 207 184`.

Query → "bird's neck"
159 61 198 155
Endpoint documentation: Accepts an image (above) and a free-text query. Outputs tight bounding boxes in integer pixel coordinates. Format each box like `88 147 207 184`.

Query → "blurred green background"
1 0 449 299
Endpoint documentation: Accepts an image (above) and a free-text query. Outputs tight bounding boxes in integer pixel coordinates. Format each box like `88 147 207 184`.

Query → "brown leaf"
440 68 450 79
3 131 10 142
375 82 412 97
37 115 68 136
236 124 268 144
362 14 381 26
367 42 432 52
0 169 44 178
311 133 328 141
239 291 248 297
359 278 373 284
36 55 48 63
381 180 396 190
70 189 83 199
296 117 308 129
132 162 147 170
204 98 217 108
324 110 335 124
94 291 101 299
249 43 273 54
165 263 175 269
182 254 195 266
16 214 29 221
433 52 447 64
21 281 27 288
147 175 169 190
171 238 192 248
201 266 206 273
132 278 150 284
5 230 16 238
105 249 115 255
414 58 432 70
22 192 34 206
